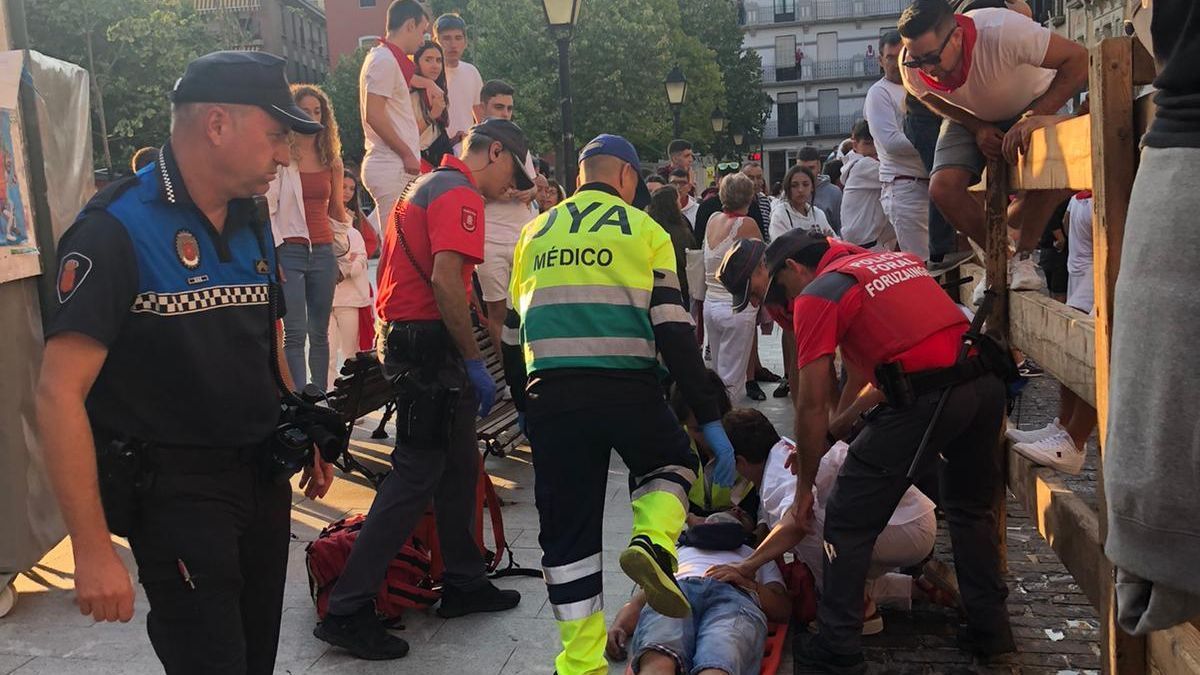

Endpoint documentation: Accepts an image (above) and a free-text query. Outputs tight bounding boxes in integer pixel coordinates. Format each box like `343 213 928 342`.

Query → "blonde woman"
267 84 349 391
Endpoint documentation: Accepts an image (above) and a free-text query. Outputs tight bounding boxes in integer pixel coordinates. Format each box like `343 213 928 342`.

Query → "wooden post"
984 157 1009 573
1089 37 1146 675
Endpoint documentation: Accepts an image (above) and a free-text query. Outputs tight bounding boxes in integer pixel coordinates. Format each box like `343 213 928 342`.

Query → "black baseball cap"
468 118 536 190
171 51 322 135
716 238 766 312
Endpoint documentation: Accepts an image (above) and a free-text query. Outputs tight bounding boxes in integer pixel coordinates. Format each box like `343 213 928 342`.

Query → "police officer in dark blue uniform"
35 52 335 674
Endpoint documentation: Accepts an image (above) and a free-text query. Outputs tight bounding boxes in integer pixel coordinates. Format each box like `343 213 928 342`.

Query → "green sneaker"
619 535 690 618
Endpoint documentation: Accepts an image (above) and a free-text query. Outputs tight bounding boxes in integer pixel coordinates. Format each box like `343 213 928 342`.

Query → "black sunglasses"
901 26 956 69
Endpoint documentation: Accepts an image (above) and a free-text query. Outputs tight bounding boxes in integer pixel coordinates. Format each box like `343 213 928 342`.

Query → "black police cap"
171 51 322 135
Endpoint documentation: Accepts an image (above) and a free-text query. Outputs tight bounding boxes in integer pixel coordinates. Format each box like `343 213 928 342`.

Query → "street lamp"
542 0 584 190
732 130 745 147
710 107 727 134
664 65 687 139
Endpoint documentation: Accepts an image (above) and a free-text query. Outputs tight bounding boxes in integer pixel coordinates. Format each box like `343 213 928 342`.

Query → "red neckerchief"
916 15 977 93
378 37 416 85
1075 190 1093 200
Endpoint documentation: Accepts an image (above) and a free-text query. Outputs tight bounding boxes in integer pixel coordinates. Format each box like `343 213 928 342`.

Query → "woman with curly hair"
268 83 349 392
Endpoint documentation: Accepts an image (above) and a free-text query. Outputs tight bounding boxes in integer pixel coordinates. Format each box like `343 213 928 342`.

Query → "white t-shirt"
902 8 1055 122
1065 194 1094 313
769 201 834 242
484 152 538 246
359 45 421 167
757 439 935 588
863 78 927 181
839 154 894 250
445 61 483 140
681 196 700 228
675 545 785 589
332 227 372 308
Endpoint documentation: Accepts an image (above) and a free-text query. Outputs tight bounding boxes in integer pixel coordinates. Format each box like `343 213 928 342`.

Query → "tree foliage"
467 0 757 163
325 47 370 166
24 0 236 172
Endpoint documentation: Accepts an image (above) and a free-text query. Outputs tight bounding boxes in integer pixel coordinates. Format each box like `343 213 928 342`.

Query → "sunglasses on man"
901 26 957 69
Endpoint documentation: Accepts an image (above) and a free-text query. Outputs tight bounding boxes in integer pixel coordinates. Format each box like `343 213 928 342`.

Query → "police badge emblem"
175 229 201 270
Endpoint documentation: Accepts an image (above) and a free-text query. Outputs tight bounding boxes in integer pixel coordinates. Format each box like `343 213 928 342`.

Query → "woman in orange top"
267 84 349 392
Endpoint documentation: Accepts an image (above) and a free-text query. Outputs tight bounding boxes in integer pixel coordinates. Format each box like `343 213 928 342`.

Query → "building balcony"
764 113 863 140
740 0 906 27
194 0 262 12
763 58 881 85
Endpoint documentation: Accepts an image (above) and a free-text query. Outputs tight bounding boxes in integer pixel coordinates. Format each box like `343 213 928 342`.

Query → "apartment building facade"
740 0 905 187
194 0 330 84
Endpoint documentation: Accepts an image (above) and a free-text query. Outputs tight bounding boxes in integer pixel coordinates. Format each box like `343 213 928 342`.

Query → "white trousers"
703 299 757 402
881 179 931 260
328 306 362 387
361 157 416 224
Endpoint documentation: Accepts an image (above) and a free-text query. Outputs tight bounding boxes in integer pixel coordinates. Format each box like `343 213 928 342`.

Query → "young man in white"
839 120 897 253
864 30 931 259
476 80 544 353
707 409 938 636
668 168 699 228
359 0 428 222
434 13 484 154
898 0 1087 291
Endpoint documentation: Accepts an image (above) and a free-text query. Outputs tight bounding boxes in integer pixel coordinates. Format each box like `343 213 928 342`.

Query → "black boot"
792 633 867 675
436 581 521 618
773 380 790 398
313 604 410 661
957 621 1016 657
746 381 767 401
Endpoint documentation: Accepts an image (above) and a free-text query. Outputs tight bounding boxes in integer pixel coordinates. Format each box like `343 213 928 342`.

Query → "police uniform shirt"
47 144 281 448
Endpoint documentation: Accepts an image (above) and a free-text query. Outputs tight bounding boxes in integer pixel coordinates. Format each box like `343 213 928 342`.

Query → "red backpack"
305 468 539 621
305 514 441 621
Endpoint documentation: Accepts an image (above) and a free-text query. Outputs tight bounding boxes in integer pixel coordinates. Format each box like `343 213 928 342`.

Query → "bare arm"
431 250 481 360
328 159 348 224
472 103 485 125
919 93 989 134
1027 33 1089 117
606 590 647 661
36 333 134 622
757 581 793 624
795 355 835 493
364 93 420 173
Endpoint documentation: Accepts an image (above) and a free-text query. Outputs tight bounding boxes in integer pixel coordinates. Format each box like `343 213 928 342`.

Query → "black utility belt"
876 356 991 408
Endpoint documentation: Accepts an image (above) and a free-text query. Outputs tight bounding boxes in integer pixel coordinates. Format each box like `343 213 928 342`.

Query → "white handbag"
685 248 706 302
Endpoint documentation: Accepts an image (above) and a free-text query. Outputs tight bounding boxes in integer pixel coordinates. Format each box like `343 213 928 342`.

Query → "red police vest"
821 251 967 373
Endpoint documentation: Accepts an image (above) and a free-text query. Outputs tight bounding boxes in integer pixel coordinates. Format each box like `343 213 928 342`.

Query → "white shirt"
445 61 483 140
1065 194 1094 313
681 196 700 228
769 201 834 242
902 8 1055 122
863 78 927 182
359 45 421 167
757 439 935 588
484 152 538 247
676 545 785 588
333 227 372 308
839 154 894 250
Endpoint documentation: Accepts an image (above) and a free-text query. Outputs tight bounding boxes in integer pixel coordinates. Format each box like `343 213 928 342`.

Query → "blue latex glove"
700 421 737 488
464 359 496 418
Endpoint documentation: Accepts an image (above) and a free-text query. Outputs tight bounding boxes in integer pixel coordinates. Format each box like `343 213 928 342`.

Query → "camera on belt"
267 384 351 481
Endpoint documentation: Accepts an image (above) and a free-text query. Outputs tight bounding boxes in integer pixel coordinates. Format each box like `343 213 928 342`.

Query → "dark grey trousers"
326 341 487 615
817 374 1011 655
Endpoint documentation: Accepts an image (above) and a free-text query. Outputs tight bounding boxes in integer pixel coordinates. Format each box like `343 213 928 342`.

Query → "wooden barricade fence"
966 36 1200 675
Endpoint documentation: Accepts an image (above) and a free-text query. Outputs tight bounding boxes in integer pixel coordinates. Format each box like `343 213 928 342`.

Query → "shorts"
930 117 1019 182
630 576 768 675
476 240 516 303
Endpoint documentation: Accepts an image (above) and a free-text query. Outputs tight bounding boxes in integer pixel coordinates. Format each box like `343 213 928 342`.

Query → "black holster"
382 320 461 447
95 433 152 537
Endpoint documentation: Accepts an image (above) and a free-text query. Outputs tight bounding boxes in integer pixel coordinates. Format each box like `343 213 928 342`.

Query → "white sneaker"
1005 419 1062 444
1013 431 1085 475
1010 254 1044 291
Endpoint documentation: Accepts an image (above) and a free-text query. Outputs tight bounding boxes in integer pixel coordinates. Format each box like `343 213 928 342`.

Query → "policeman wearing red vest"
718 229 1013 672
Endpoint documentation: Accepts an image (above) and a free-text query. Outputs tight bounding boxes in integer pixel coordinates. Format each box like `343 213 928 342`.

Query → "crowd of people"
33 0 1199 673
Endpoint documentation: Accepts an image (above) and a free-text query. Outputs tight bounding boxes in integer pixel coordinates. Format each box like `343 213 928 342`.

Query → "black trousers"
817 374 1011 655
127 448 291 675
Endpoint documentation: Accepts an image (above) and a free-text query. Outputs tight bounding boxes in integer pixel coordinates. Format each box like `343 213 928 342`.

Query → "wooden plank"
1005 443 1105 610
1008 292 1097 407
984 159 1010 573
1148 622 1200 675
1090 36 1146 675
970 114 1093 192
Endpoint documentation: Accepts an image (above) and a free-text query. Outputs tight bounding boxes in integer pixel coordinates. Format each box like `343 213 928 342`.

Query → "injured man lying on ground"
606 512 792 675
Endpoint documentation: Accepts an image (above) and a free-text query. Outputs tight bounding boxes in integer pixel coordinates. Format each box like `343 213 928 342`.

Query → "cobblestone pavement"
0 335 1099 674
